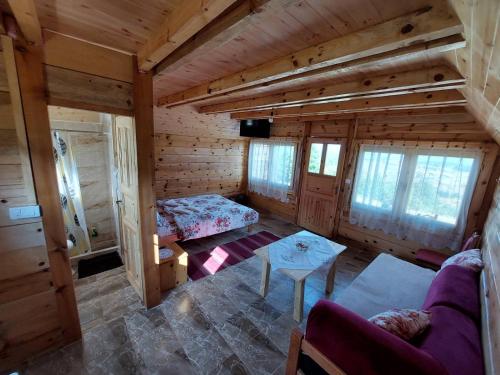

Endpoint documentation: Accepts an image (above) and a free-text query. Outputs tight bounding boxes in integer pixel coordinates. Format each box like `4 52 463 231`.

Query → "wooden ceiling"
24 0 185 53
0 0 498 143
153 0 435 98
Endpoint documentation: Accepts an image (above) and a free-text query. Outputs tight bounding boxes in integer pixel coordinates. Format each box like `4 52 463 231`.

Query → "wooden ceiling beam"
230 90 467 119
270 106 470 123
158 3 463 107
138 0 238 71
7 0 42 45
155 0 284 76
199 66 465 113
162 34 465 107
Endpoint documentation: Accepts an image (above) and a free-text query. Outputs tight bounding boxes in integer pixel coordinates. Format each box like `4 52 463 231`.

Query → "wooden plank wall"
249 110 496 261
154 105 248 199
0 51 64 371
481 178 500 374
246 121 307 222
49 107 118 252
338 111 497 261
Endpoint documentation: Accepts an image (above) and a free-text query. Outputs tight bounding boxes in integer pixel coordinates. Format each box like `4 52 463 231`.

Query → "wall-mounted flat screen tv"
239 119 271 138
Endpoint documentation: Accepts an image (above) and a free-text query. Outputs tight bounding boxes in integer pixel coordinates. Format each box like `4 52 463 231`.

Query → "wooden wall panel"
154 105 248 199
0 38 69 372
45 65 133 116
481 180 500 374
245 110 497 262
43 30 134 83
246 121 305 221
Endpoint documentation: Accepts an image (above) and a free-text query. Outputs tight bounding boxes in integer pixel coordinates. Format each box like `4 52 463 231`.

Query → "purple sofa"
304 264 484 375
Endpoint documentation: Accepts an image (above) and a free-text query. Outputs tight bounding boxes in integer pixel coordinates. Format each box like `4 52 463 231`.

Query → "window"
353 149 404 210
307 141 342 176
350 145 481 250
308 143 323 173
248 139 297 202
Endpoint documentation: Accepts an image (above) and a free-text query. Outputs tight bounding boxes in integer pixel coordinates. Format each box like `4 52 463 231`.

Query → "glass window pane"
268 144 296 187
324 144 341 176
406 155 474 224
353 150 404 210
308 143 323 173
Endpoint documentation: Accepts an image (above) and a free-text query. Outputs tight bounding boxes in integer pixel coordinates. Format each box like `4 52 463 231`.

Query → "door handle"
116 200 123 204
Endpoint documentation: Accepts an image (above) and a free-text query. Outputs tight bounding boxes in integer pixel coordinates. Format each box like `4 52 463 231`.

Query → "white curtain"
248 139 297 202
53 131 91 257
349 144 482 251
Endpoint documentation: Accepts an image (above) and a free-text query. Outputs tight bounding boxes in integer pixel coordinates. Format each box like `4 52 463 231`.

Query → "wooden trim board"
133 58 161 308
14 42 81 345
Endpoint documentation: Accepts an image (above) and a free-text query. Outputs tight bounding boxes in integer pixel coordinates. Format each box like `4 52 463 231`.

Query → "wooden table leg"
260 258 271 297
326 261 337 295
293 279 305 322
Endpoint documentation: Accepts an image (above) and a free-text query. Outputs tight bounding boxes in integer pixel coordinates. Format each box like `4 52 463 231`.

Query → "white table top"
254 230 347 281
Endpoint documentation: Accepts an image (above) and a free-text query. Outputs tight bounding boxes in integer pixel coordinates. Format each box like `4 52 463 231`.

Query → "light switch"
9 205 41 220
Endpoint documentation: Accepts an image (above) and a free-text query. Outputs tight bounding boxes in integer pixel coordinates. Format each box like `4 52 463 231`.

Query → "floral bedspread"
156 194 259 241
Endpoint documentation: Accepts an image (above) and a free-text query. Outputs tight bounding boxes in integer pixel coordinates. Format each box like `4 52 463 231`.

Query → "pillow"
369 309 431 341
440 249 483 273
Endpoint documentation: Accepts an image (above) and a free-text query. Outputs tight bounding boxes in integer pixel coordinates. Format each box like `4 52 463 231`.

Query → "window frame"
351 143 483 229
306 139 343 178
248 137 299 192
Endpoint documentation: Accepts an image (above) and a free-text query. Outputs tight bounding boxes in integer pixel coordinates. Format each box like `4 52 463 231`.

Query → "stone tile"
125 308 196 374
97 274 130 297
78 299 104 332
217 311 286 375
161 291 239 375
20 212 380 375
101 286 144 322
75 282 100 304
267 313 299 355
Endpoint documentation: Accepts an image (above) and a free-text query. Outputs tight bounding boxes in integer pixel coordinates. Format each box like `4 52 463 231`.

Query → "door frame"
297 137 347 237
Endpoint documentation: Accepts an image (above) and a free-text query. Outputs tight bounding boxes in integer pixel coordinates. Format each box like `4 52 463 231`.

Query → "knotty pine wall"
154 105 248 199
480 164 500 373
246 121 308 222
252 110 497 261
0 54 64 371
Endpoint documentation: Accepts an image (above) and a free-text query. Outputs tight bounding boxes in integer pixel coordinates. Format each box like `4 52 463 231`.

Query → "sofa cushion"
335 254 436 318
423 265 480 322
369 309 431 341
417 305 484 375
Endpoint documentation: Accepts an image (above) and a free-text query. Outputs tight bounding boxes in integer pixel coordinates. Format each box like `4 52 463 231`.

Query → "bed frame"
158 224 254 247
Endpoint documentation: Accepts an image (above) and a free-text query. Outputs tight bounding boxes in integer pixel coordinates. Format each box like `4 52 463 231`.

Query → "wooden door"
298 138 346 237
114 116 143 297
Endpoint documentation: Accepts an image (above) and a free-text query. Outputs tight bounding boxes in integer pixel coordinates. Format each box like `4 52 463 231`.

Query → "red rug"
188 231 280 281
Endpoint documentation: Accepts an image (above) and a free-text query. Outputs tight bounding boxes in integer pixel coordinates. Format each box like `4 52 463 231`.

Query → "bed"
156 194 259 244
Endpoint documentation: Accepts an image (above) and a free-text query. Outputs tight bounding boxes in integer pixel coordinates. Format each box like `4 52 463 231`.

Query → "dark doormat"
78 251 123 279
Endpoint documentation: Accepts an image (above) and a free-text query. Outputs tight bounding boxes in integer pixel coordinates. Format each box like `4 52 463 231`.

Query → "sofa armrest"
305 300 447 375
416 249 449 268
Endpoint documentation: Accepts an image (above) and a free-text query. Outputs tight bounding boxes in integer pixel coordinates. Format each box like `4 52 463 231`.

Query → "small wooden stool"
159 242 188 291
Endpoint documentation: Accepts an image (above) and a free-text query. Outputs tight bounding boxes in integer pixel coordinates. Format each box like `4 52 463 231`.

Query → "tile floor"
19 213 379 375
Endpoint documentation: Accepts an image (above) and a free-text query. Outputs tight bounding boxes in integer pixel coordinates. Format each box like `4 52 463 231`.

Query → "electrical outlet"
9 205 41 220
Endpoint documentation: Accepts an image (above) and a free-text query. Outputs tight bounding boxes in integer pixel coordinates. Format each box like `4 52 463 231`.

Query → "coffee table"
253 230 347 322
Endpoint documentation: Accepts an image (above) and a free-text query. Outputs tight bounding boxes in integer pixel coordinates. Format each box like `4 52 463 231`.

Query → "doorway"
48 106 145 331
297 138 346 237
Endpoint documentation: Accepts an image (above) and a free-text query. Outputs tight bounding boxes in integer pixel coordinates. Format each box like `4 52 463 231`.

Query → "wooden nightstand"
159 242 188 291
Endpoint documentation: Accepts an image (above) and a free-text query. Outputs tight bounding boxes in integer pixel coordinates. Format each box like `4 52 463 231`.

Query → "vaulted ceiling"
0 0 498 143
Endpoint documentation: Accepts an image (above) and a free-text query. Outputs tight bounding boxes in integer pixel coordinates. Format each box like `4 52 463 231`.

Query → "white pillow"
440 249 483 273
